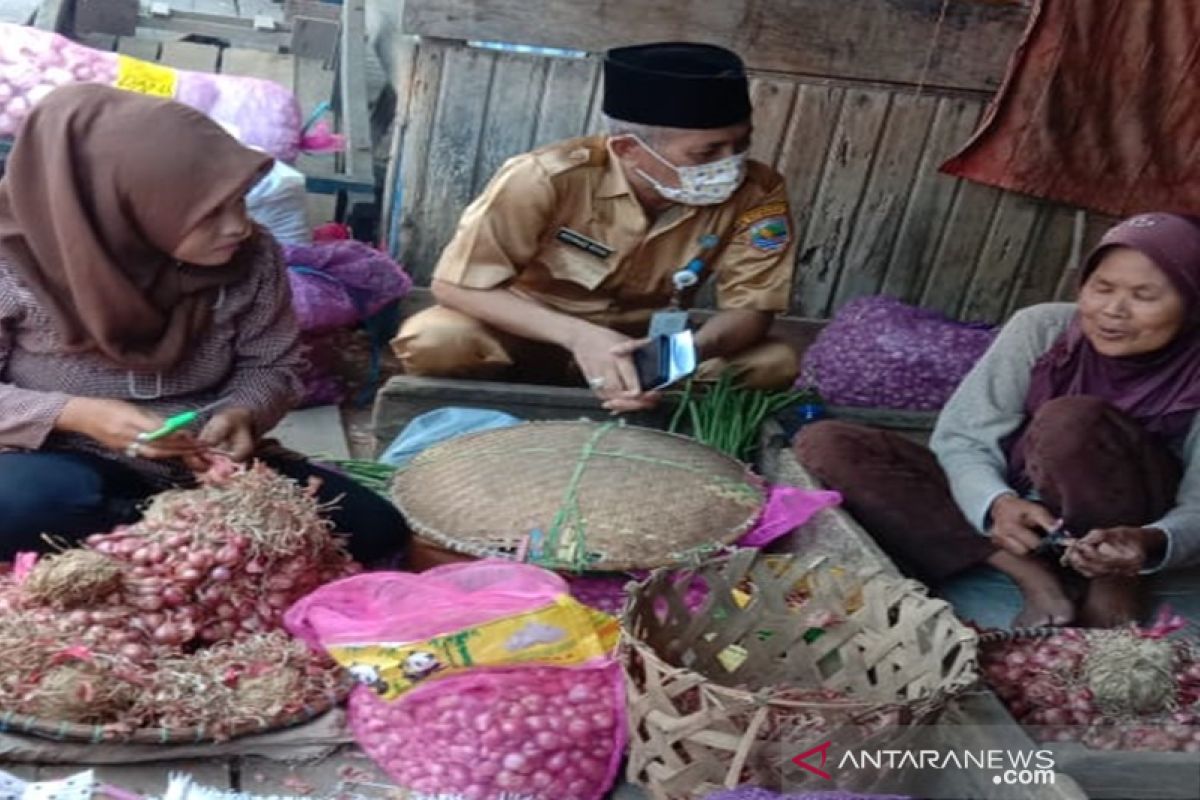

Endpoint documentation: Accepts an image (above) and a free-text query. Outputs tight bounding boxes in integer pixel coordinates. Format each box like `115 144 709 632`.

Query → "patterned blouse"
0 234 304 487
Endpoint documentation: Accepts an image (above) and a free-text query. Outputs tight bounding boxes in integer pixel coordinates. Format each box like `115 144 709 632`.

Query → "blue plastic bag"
379 408 524 467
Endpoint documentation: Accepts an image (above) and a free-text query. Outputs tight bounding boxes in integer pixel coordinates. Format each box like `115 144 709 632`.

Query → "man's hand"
568 325 648 408
196 408 257 464
988 494 1058 556
1065 527 1164 578
56 396 200 460
603 338 664 412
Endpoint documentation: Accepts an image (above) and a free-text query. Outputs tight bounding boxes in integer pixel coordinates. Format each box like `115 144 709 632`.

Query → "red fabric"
940 0 1200 217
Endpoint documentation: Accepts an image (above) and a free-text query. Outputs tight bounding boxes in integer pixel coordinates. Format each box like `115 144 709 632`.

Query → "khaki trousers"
392 305 799 390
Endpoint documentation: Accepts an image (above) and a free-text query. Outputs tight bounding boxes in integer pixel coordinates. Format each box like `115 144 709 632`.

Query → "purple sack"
284 241 412 334
296 335 347 409
800 297 997 411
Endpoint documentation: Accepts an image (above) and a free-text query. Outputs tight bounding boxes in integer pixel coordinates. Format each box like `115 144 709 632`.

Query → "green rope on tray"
537 422 616 572
533 423 760 571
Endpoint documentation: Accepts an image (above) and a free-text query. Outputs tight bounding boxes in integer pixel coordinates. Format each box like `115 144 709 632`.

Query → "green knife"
139 398 229 442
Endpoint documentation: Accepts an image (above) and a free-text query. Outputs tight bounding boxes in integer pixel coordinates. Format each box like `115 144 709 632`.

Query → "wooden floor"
2 743 649 798
3 747 394 797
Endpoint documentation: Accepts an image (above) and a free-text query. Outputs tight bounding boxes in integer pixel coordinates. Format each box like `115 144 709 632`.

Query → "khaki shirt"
433 136 796 327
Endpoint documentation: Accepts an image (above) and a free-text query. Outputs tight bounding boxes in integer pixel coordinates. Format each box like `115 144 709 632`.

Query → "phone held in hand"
633 330 698 391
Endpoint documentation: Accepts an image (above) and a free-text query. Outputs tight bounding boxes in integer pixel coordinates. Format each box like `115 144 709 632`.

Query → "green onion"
673 370 806 461
319 458 399 497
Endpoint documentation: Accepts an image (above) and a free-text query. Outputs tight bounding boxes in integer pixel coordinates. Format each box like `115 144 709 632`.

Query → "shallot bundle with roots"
0 460 358 733
0 609 144 725
349 664 626 800
78 460 360 653
135 632 346 734
983 626 1200 752
0 620 342 738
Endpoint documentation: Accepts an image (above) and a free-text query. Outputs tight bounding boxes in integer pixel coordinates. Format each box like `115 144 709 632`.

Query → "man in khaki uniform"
394 42 798 413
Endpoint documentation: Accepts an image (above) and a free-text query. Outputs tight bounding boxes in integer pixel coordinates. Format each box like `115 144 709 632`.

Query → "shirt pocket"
537 242 616 291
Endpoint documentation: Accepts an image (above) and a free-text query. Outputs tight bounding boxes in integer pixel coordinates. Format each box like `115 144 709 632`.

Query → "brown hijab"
1024 212 1200 440
0 84 273 371
1006 212 1200 485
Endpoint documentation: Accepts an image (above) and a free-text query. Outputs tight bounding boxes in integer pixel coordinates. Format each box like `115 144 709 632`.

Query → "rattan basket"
622 549 979 799
391 421 765 572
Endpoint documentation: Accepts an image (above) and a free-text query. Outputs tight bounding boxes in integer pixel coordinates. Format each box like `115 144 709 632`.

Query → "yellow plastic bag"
325 595 618 700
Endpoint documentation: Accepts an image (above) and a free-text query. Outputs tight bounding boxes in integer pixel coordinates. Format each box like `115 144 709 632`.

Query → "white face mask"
631 136 747 206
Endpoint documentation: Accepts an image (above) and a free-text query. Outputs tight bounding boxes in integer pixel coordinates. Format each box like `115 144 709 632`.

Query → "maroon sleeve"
0 268 70 448
218 240 305 435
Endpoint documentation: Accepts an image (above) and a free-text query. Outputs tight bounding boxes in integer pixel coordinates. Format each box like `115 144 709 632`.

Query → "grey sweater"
930 303 1200 573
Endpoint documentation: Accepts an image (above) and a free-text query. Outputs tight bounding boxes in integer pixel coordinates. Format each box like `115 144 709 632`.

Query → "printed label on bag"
115 55 178 98
327 596 619 700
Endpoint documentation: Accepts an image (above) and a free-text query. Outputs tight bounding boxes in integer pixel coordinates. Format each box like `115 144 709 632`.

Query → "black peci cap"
602 42 752 130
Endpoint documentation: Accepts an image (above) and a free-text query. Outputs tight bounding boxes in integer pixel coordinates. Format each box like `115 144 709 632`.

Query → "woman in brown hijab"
0 84 406 565
796 213 1200 629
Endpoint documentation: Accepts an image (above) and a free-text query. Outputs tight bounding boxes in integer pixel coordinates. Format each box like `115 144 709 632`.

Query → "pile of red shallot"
982 621 1200 752
348 664 626 800
0 460 357 736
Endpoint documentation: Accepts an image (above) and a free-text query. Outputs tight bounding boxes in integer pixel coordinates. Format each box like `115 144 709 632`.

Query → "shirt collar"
598 139 636 199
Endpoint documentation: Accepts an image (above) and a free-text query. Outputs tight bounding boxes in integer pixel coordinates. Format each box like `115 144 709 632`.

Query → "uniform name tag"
555 228 614 259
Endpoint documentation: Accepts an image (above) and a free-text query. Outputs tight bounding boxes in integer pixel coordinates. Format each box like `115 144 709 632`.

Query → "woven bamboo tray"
391 421 765 572
0 679 351 744
622 548 978 799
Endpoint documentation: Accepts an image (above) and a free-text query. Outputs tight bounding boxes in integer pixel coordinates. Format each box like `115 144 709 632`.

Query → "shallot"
349 664 625 800
983 628 1200 753
0 461 358 736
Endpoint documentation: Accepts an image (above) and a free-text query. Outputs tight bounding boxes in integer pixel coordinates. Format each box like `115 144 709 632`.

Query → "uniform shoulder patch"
746 214 791 253
737 201 789 229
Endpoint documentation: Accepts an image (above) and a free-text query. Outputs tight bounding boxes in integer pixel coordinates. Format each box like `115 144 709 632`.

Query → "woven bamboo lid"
391 421 764 571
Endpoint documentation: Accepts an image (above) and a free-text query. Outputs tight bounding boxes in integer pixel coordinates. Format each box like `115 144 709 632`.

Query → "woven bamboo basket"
622 549 979 799
391 421 765 572
0 679 351 744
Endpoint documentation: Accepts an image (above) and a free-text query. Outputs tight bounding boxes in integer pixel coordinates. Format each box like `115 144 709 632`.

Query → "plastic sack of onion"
0 22 337 162
0 460 357 738
284 561 628 800
981 615 1200 752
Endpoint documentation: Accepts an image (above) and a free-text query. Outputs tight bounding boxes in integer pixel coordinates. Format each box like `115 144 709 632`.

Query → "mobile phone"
632 331 697 391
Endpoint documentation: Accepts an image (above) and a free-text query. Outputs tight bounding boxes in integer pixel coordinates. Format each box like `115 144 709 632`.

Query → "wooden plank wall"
386 0 1101 325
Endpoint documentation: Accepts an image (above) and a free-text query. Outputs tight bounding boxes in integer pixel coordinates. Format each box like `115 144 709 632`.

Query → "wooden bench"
372 287 939 453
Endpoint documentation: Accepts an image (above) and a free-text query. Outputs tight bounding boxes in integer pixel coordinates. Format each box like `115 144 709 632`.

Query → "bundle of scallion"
667 372 807 461
321 458 398 496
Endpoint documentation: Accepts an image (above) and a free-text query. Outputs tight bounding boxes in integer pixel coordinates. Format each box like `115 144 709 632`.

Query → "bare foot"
988 550 1075 628
1078 577 1141 628
1012 581 1076 628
